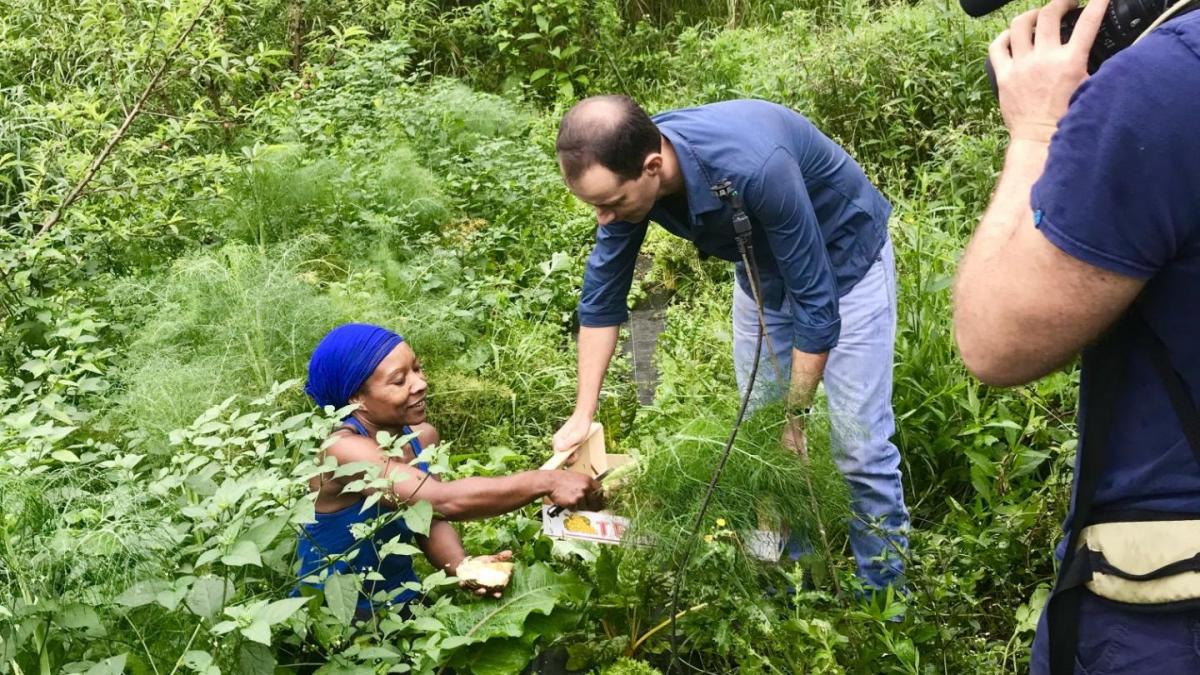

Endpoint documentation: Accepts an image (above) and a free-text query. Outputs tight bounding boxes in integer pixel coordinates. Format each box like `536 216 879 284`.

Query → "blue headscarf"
305 323 405 410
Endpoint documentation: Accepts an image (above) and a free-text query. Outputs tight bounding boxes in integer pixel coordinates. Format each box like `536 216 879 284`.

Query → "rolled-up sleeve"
578 219 648 327
747 148 840 353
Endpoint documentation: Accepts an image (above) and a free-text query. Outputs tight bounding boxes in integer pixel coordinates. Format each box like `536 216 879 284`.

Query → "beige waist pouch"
1078 519 1200 605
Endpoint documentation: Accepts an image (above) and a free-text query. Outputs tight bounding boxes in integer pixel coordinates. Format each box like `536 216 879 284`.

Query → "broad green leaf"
156 583 190 611
456 637 534 675
411 616 444 632
1015 585 1051 634
240 620 272 645
115 580 172 608
186 576 234 620
291 498 317 525
51 450 79 463
256 596 310 625
439 563 589 644
314 657 375 675
221 540 261 567
361 491 383 512
324 573 359 625
195 547 223 567
441 636 478 650
279 412 310 430
239 514 288 551
237 641 276 675
378 539 421 559
83 654 126 675
403 500 432 536
58 604 104 635
350 646 402 660
181 650 213 670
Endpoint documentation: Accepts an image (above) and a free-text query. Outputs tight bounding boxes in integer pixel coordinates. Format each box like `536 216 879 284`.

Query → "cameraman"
954 0 1200 671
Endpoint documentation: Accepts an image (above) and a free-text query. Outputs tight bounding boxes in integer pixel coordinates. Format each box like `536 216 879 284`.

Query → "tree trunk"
288 0 305 73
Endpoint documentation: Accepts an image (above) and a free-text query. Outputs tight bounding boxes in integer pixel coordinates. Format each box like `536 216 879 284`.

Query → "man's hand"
545 471 603 511
989 0 1108 142
782 416 807 458
552 413 592 454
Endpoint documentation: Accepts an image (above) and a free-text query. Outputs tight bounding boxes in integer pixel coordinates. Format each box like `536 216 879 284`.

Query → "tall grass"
110 239 370 447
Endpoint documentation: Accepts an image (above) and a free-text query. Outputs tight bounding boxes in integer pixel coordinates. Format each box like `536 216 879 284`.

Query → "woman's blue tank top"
295 422 427 610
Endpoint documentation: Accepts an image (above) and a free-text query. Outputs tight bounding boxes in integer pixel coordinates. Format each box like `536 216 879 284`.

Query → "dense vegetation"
1 0 1078 672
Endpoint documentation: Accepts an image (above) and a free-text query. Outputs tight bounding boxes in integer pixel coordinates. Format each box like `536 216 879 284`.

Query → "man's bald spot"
560 96 628 140
556 94 661 183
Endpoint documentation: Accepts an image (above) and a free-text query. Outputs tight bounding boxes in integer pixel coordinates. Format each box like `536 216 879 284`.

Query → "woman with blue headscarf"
297 323 599 614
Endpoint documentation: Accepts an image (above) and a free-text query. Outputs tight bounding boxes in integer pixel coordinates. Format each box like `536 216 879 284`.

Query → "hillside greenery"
1 0 1073 672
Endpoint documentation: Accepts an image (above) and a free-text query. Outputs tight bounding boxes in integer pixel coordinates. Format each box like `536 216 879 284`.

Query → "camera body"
977 0 1196 96
967 0 1195 74
1060 0 1177 73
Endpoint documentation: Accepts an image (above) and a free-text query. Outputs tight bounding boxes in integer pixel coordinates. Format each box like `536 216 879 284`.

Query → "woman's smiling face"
352 342 427 427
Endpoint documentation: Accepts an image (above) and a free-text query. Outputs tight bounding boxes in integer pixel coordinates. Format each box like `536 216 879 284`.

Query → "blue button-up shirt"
577 100 891 353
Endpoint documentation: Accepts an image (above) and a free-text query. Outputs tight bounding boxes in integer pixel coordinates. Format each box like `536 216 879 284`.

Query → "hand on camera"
990 0 1108 143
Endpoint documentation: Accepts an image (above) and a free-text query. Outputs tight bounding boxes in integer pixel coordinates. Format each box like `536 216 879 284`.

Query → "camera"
1063 0 1181 72
965 0 1198 73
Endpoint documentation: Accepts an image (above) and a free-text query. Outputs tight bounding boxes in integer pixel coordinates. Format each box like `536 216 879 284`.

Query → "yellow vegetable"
456 557 514 588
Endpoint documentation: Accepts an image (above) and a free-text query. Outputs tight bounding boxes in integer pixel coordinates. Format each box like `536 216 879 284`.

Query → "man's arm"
555 220 647 452
789 351 828 411
954 0 1144 386
746 149 840 408
554 325 618 452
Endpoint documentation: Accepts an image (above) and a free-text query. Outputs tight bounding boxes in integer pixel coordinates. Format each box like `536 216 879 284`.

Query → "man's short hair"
556 95 661 183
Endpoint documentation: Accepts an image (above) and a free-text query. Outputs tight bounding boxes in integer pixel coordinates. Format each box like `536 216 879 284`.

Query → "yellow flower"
715 518 726 528
704 534 714 543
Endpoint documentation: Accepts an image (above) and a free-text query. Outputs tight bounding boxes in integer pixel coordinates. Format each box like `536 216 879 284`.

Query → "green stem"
628 602 709 656
37 620 50 675
167 623 204 675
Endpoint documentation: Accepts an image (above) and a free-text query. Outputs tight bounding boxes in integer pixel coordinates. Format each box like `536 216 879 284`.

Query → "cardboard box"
540 423 785 562
540 422 633 545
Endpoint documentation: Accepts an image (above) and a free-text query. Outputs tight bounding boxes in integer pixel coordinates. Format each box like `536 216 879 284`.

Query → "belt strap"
1141 319 1200 465
1047 316 1129 674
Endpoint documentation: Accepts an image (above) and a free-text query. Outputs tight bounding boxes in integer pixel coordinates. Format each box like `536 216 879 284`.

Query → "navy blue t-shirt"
1032 11 1200 530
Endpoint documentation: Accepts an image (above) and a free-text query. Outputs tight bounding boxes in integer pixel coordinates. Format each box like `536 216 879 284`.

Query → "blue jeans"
732 238 910 589
1031 591 1200 674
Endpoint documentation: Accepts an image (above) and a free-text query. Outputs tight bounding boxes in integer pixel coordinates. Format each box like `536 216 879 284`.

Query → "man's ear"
643 153 663 176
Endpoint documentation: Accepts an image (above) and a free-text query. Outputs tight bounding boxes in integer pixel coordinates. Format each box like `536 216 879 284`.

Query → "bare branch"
36 0 216 237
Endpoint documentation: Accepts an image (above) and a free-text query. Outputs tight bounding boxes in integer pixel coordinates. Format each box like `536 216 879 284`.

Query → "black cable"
665 233 763 674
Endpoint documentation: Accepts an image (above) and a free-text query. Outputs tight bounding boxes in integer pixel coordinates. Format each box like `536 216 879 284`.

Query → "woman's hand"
545 471 604 511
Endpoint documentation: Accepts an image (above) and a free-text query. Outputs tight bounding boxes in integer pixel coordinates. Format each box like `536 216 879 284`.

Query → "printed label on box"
542 508 784 562
542 508 629 544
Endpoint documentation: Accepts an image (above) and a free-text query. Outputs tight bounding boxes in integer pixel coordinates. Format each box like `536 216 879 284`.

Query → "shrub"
110 240 375 447
216 143 349 247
